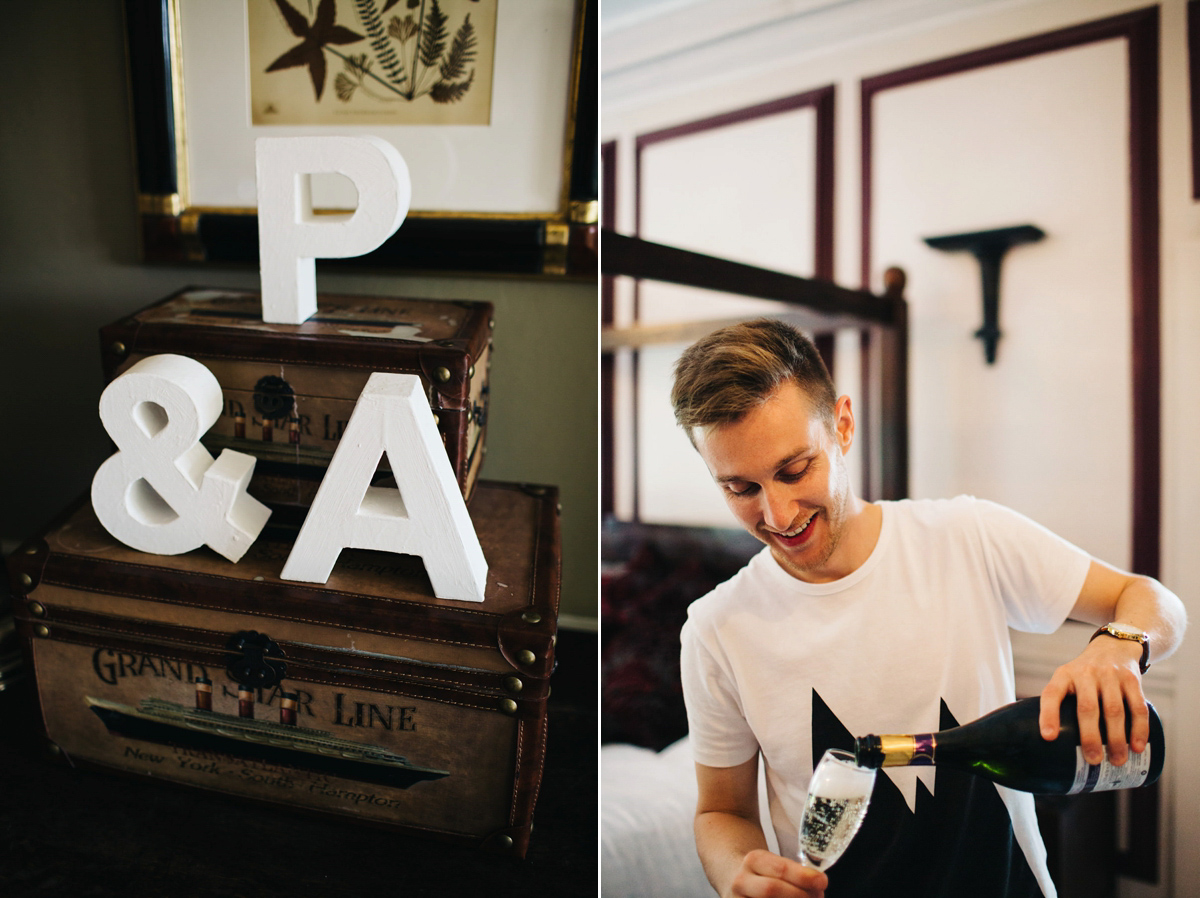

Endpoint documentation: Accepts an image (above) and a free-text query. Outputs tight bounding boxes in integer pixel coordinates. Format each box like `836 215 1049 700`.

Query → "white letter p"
255 135 411 324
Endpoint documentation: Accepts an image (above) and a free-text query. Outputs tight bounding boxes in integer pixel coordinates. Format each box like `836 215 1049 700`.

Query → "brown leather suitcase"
98 287 493 511
7 481 558 857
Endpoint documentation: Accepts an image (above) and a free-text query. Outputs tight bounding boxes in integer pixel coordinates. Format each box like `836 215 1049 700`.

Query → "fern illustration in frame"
249 0 497 126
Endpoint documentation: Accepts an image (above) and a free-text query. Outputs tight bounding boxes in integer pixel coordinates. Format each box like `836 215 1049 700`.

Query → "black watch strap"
1090 625 1150 674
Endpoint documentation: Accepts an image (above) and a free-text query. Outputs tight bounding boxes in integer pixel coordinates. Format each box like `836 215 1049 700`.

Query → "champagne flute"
797 748 876 870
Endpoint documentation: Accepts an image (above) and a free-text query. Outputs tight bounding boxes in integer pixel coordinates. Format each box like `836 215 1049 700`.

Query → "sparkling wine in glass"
797 748 876 871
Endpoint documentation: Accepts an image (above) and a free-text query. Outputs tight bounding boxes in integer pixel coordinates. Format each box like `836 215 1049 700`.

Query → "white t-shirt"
680 497 1091 897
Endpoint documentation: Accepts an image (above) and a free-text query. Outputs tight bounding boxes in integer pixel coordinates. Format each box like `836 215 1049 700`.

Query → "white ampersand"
91 354 271 562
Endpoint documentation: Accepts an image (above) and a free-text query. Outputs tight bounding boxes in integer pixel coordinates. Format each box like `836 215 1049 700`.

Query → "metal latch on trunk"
225 630 287 688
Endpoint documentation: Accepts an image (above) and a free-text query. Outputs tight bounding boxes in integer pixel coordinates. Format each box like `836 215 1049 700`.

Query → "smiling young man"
672 319 1186 898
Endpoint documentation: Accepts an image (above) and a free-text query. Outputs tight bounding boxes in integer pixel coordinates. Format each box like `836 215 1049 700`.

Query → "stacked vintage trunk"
7 288 559 857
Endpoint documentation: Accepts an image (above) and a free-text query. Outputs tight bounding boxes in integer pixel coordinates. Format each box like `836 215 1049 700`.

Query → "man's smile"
766 510 818 548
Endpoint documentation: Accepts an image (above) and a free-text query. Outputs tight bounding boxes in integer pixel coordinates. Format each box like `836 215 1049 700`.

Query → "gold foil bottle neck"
878 735 919 767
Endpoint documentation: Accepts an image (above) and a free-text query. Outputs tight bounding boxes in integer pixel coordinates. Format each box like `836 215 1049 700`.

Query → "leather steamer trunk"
8 481 558 857
98 287 493 512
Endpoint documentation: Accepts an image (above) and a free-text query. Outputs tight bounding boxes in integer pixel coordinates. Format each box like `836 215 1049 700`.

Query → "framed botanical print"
124 0 596 276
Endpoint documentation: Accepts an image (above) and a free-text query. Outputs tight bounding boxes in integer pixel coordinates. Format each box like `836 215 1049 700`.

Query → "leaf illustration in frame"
249 0 498 126
439 15 476 81
265 0 365 101
430 69 474 103
355 0 409 88
418 0 449 70
388 14 419 43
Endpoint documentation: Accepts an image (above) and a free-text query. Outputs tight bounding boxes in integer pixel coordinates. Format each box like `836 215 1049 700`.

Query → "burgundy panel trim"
814 334 836 378
601 140 616 518
813 87 837 281
601 351 615 520
601 141 617 325
630 348 641 521
1125 10 1161 586
859 329 872 495
636 87 834 148
1189 1 1200 198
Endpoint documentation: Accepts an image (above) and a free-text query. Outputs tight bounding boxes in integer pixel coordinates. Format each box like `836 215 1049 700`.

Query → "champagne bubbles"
797 749 875 870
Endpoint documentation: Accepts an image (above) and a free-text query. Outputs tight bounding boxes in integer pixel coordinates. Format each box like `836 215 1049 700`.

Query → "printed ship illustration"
86 684 449 790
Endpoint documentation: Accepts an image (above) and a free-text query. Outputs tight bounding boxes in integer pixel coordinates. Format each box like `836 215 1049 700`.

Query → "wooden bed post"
879 268 909 501
858 268 908 502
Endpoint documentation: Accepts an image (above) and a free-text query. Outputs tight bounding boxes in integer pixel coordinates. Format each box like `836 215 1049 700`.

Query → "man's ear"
834 395 855 454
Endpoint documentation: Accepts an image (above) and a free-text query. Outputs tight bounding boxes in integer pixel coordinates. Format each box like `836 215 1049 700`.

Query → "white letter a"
279 373 487 602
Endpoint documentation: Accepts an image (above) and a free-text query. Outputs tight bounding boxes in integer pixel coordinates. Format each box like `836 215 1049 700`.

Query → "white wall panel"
873 39 1133 567
640 108 818 323
636 341 735 526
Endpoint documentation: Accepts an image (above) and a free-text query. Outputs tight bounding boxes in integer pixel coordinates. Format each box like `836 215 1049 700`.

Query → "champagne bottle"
853 695 1163 794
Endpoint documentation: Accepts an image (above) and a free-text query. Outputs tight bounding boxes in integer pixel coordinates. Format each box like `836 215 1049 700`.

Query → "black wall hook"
924 224 1045 364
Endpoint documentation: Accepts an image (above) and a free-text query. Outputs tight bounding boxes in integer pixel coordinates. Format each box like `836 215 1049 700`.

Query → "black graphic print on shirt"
810 689 1042 898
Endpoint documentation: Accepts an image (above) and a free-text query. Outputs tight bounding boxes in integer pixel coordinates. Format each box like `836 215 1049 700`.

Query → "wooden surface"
0 629 597 897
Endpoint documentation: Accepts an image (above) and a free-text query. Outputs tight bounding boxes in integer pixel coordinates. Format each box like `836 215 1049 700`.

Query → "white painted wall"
640 109 818 284
634 106 822 524
604 1 1200 893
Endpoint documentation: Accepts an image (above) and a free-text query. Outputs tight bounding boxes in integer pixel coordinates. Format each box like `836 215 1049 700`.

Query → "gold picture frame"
125 0 596 276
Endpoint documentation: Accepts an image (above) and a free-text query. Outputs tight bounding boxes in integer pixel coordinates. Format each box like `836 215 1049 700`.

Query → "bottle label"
912 734 935 765
1068 746 1152 794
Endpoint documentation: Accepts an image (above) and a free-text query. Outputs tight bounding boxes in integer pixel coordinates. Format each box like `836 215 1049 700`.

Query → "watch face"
1106 623 1147 640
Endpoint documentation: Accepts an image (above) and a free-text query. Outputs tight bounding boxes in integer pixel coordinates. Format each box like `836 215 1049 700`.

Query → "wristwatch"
1090 622 1151 673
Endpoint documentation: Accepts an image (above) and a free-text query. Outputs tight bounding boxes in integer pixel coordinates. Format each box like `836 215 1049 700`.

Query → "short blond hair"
671 319 836 441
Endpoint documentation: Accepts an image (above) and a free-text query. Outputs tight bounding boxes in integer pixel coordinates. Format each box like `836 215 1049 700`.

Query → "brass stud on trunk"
501 699 518 714
503 676 523 694
517 649 536 666
27 601 45 618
